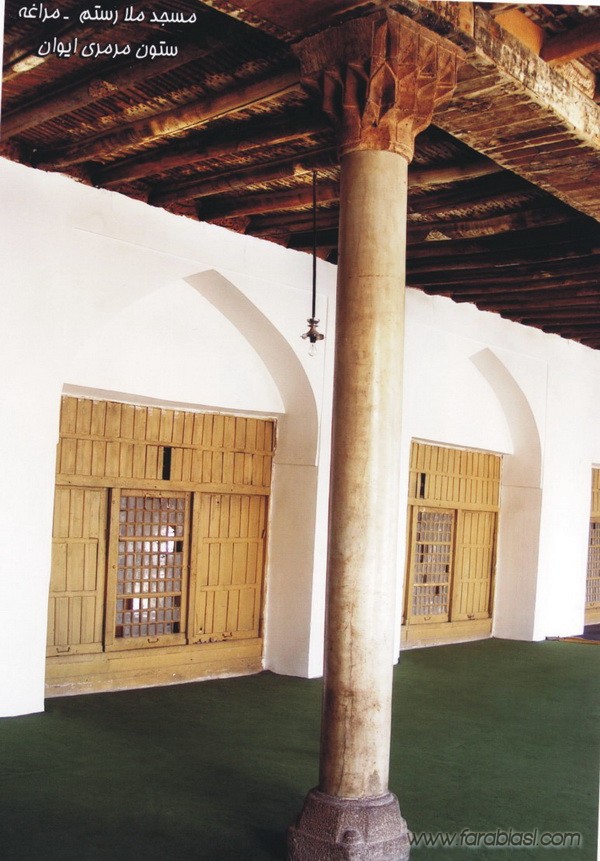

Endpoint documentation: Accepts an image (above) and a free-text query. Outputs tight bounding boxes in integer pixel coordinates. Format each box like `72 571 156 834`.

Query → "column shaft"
320 148 408 799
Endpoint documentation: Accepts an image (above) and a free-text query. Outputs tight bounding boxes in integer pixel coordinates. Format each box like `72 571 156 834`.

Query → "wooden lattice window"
404 442 500 628
105 491 190 650
408 508 454 623
47 397 274 685
586 520 600 609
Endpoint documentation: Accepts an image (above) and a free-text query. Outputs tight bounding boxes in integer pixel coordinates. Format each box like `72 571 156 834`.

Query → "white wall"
402 290 600 645
0 158 336 715
2 157 599 716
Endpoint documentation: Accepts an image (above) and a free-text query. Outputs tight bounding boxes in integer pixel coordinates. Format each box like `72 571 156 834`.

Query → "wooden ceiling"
2 1 600 347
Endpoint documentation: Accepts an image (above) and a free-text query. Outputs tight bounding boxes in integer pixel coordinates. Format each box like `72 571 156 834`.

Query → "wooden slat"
404 442 499 632
189 493 267 643
408 442 501 509
47 486 107 655
451 510 496 621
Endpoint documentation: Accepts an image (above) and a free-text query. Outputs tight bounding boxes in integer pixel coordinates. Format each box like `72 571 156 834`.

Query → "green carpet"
0 639 597 860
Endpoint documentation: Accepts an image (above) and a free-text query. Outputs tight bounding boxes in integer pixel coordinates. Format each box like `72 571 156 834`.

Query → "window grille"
586 520 600 608
410 509 454 619
115 494 187 639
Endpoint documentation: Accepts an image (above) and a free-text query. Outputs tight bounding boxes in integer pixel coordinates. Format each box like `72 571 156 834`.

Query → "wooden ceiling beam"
408 173 538 216
2 43 217 139
93 112 328 185
3 3 102 81
412 260 600 288
541 322 600 335
148 147 337 206
408 157 502 188
286 222 600 259
407 249 600 275
248 209 339 237
431 2 600 220
406 223 599 259
405 208 574 242
199 182 339 220
287 228 340 250
428 280 600 304
32 67 302 168
540 19 600 65
509 313 600 328
486 295 600 313
150 150 503 209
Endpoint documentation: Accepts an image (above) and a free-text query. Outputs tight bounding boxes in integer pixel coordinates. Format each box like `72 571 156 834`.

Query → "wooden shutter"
47 486 107 655
452 510 496 620
404 442 500 629
189 493 267 643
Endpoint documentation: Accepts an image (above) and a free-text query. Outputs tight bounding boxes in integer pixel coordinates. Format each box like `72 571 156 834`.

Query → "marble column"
289 11 462 860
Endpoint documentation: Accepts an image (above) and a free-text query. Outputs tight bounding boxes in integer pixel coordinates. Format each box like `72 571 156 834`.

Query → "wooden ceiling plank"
408 157 502 188
2 43 217 139
409 259 600 286
406 223 599 258
432 3 600 221
148 146 337 206
405 208 574 241
423 277 600 300
93 112 328 185
249 209 339 236
408 173 538 216
287 228 339 250
151 149 503 208
284 222 600 261
32 67 302 168
4 12 102 80
199 181 339 220
485 294 600 312
407 248 600 273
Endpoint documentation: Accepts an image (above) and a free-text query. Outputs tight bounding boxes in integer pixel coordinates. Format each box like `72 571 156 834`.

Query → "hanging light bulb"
301 170 325 356
302 318 325 356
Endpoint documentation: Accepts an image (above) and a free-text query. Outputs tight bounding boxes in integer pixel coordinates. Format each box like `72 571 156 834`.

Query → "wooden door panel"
189 493 267 643
47 486 107 656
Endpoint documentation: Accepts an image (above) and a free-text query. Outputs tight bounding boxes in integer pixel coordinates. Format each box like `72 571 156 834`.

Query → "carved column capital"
294 10 463 161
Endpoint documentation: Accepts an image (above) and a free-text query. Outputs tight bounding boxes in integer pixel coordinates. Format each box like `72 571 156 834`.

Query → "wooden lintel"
433 4 600 221
541 19 600 65
34 67 302 168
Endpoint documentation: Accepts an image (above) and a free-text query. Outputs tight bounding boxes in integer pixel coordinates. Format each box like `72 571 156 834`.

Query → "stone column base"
288 788 411 860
